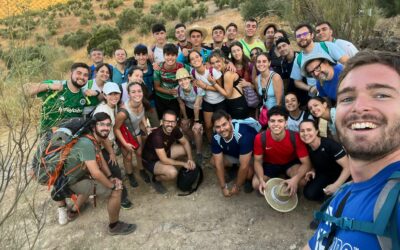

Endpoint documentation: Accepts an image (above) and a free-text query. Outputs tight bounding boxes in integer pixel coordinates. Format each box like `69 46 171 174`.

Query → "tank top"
124 101 145 135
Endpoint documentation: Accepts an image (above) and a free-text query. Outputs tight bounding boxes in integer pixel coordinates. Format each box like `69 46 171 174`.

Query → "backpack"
214 118 262 148
260 129 297 153
314 171 400 250
31 117 96 190
177 165 203 196
296 42 330 68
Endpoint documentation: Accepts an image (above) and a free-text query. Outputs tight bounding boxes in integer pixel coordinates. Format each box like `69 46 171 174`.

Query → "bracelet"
221 183 228 189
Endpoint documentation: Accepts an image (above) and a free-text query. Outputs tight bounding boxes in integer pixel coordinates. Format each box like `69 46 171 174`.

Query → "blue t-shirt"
211 122 257 158
112 66 129 85
290 42 345 86
177 48 212 68
316 64 343 102
308 162 400 249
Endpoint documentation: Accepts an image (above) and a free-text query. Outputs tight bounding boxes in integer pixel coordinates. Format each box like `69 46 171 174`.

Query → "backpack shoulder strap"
191 68 196 78
177 85 181 98
193 86 198 95
296 52 303 68
87 79 94 89
320 41 330 54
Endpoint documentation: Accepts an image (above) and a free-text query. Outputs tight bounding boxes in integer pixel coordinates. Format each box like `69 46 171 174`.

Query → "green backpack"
296 42 330 68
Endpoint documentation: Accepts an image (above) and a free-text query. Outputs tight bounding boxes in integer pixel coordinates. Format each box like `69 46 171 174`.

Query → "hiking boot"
243 180 253 193
196 153 203 166
107 221 137 236
309 219 320 230
121 198 133 210
127 173 138 188
151 176 167 194
58 206 68 225
67 209 79 222
139 169 150 183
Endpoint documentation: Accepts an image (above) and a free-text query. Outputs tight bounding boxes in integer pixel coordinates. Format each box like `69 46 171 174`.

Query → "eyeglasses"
307 61 323 76
295 31 310 39
96 122 112 127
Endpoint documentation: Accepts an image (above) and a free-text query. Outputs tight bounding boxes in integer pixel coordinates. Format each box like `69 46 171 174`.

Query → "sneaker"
195 153 203 165
243 180 253 193
127 174 138 188
309 219 320 230
151 176 167 194
58 206 68 225
121 199 133 210
107 221 137 236
139 169 150 183
67 209 79 222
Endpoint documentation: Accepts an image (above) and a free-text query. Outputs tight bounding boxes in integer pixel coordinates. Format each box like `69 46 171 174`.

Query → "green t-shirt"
239 38 267 58
153 62 183 100
38 80 87 133
63 136 97 185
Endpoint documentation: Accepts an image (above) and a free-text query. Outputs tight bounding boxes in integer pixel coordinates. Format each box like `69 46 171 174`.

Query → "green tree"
116 8 141 31
178 7 193 23
87 25 122 56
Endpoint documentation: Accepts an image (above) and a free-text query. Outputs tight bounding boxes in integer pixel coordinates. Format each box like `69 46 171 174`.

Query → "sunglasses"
295 31 310 39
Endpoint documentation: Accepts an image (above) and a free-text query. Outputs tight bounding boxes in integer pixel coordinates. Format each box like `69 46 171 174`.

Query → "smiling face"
315 23 333 42
245 21 257 38
285 93 300 112
268 114 286 136
175 27 186 42
161 113 178 135
114 49 127 64
306 60 330 81
213 116 233 140
276 42 290 57
164 53 177 67
308 99 328 118
95 118 112 139
128 69 143 83
153 30 166 45
336 63 400 161
178 77 191 90
231 45 243 61
299 121 319 145
212 29 225 43
128 83 143 103
226 26 237 41
295 26 313 49
209 56 224 71
190 31 203 47
135 53 148 66
71 67 89 88
90 50 104 64
255 54 270 73
189 51 203 68
105 92 121 107
96 65 110 82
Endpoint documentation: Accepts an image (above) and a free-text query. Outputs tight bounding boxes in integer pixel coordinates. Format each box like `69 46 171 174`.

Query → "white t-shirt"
287 110 313 132
194 68 224 104
334 39 359 58
153 46 165 64
175 85 205 109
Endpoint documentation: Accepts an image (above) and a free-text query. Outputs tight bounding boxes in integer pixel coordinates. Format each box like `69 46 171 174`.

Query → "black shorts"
202 100 226 113
142 158 157 174
185 105 204 122
262 159 301 178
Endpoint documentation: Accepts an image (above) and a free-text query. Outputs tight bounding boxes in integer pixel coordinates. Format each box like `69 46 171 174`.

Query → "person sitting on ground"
252 106 311 197
141 110 196 194
285 92 313 132
210 110 256 197
93 82 134 209
153 43 183 119
175 68 205 164
114 82 152 188
302 53 344 104
61 112 137 235
188 50 225 142
83 63 112 118
24 62 90 134
307 96 337 140
299 119 350 201
208 50 251 119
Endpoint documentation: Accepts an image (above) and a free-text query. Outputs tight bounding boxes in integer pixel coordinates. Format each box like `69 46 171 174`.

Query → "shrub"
214 0 229 9
133 0 144 8
106 0 124 9
377 0 400 17
150 1 164 15
139 14 166 34
87 25 122 56
58 29 91 50
239 0 286 19
80 17 89 25
196 2 208 18
178 7 193 23
116 8 141 31
162 2 179 20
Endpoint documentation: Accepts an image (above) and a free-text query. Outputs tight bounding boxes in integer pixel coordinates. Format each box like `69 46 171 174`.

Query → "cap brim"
264 178 298 213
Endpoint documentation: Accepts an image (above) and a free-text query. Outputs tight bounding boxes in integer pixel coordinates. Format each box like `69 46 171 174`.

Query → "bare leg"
203 111 213 142
107 190 122 223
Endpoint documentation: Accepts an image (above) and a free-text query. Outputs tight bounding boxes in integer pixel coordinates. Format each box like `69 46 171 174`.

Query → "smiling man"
305 50 400 250
252 106 311 197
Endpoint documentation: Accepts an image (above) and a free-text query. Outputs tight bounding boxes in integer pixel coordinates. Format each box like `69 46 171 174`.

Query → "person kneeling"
142 110 196 194
210 110 256 197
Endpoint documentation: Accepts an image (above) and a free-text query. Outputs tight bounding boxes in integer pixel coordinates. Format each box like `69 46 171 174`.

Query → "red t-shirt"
253 130 308 165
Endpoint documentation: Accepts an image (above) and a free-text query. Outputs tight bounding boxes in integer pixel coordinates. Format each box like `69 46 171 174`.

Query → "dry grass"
0 0 68 19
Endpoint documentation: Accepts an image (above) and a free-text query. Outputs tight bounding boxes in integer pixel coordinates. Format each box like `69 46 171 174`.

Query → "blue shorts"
262 159 301 178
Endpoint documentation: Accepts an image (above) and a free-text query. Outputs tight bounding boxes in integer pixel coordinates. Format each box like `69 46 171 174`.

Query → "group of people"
25 17 399 249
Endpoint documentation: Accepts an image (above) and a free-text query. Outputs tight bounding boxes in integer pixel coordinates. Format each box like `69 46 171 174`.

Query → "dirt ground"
32 147 320 250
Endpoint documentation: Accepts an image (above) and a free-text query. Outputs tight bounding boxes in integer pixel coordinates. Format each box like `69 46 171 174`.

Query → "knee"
252 177 260 190
165 167 178 180
124 153 133 162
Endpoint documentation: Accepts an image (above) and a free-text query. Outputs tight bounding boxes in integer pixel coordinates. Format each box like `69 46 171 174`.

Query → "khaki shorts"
69 179 112 198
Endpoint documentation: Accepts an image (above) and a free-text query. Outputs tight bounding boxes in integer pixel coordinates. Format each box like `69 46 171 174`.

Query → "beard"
95 129 110 139
71 78 85 89
337 113 400 161
297 38 312 49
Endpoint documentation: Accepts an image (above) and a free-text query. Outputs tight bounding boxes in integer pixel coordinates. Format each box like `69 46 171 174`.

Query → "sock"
109 221 119 229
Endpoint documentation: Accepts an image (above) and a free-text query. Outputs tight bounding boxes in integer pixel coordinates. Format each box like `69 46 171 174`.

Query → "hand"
110 178 123 190
108 153 117 166
152 62 161 71
258 180 266 195
192 122 203 133
231 184 240 195
323 184 339 196
145 126 153 135
283 178 298 197
84 89 98 97
305 171 315 182
49 83 63 91
123 143 136 152
226 62 237 73
238 79 251 88
169 88 178 96
309 85 318 96
182 48 189 57
207 75 216 85
185 160 196 170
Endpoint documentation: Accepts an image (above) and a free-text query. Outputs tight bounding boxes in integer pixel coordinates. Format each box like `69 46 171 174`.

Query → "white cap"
103 82 121 95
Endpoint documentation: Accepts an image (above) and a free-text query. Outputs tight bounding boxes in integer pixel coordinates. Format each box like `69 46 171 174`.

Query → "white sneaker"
58 207 68 225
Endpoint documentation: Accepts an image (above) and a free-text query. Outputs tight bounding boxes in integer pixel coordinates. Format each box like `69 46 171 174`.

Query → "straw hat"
264 178 298 213
186 25 208 40
176 68 192 80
